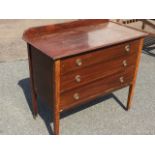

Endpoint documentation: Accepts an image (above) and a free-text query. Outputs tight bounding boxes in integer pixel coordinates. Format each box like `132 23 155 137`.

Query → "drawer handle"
75 75 81 82
76 59 82 66
125 44 130 53
73 93 80 100
123 60 127 67
120 77 124 83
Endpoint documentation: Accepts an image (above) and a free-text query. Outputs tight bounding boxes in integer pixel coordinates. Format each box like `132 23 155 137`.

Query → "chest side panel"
30 45 53 107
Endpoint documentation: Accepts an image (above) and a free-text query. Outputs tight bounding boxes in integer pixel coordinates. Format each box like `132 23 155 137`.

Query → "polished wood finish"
61 39 139 75
60 40 140 92
53 60 61 135
60 66 135 111
23 20 147 134
61 53 137 92
23 20 147 59
23 19 109 39
127 38 144 110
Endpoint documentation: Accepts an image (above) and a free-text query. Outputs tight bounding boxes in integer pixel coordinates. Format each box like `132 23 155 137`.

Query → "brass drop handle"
123 60 127 67
125 44 130 53
120 77 124 83
73 93 80 100
76 59 82 66
75 75 81 82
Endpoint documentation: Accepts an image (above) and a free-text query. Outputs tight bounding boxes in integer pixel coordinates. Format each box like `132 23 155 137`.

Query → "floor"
0 20 155 135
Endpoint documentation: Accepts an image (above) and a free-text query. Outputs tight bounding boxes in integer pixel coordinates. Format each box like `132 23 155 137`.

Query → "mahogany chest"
23 20 147 134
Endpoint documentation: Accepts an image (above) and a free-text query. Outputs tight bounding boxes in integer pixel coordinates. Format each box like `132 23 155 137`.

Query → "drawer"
60 53 137 92
60 66 135 111
61 39 140 75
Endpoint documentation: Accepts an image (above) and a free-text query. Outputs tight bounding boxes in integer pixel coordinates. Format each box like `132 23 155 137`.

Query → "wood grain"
61 39 140 75
53 60 61 135
127 38 144 110
61 53 138 92
23 20 147 60
60 66 135 111
23 20 146 134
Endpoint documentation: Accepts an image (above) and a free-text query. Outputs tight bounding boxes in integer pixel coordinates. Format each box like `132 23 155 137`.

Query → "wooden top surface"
23 20 147 59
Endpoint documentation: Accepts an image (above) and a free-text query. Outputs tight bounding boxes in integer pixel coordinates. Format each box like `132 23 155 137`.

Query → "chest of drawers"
23 20 147 134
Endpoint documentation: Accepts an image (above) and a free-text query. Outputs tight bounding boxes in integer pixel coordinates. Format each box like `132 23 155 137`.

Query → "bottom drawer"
60 66 135 111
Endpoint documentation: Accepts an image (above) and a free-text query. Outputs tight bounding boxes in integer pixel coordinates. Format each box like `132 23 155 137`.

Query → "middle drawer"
60 53 137 93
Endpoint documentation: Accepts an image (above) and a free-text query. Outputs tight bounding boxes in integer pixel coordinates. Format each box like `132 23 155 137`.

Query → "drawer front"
61 39 139 75
60 53 137 92
60 66 135 111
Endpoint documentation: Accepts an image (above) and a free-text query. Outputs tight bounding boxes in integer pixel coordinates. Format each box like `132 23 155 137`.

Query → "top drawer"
61 39 140 75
